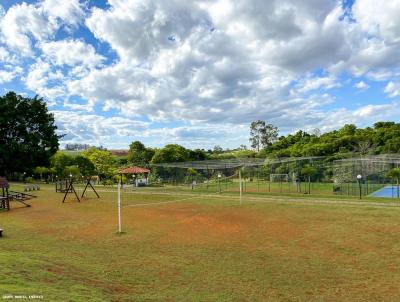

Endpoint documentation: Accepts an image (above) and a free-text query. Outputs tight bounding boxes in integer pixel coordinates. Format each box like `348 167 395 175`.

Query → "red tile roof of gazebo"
119 166 150 174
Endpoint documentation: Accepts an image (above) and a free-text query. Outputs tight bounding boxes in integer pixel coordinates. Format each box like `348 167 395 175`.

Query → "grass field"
1 184 400 301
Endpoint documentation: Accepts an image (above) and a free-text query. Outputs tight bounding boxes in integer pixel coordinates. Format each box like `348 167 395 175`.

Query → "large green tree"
51 152 74 177
82 148 116 178
127 141 154 166
249 120 278 151
74 155 96 177
0 92 59 176
151 144 190 164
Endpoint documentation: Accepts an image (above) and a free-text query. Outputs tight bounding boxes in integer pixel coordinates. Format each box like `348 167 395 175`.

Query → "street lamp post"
218 173 221 193
357 174 362 199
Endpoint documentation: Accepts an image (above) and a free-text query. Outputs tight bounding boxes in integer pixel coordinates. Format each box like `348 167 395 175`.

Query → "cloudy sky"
1 0 400 149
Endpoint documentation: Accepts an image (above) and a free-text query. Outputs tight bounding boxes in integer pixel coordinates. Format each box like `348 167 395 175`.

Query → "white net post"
117 181 122 233
239 169 242 205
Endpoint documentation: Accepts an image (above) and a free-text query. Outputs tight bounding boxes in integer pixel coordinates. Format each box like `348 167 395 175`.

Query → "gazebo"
119 166 151 186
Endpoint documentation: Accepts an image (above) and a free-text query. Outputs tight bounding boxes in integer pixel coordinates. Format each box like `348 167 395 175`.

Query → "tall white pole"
118 181 122 233
239 169 242 205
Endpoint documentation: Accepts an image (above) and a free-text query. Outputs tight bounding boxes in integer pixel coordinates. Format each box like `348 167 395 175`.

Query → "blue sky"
0 0 400 150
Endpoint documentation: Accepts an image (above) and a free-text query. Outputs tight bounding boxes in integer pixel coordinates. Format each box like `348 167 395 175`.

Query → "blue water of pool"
370 185 400 198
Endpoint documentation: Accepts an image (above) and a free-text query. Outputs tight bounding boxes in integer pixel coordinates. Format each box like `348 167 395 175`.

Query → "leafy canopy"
0 92 59 175
127 141 155 167
249 120 278 151
82 147 117 178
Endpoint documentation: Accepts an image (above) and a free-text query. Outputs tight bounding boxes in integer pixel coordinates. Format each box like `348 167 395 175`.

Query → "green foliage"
64 165 81 178
34 166 49 180
114 156 128 167
74 155 96 177
187 168 198 176
51 152 74 177
127 141 154 166
265 122 400 157
82 148 117 178
301 165 317 177
25 176 34 183
188 149 208 161
213 145 223 154
387 168 400 181
210 149 256 160
0 92 59 176
151 144 191 164
249 120 278 151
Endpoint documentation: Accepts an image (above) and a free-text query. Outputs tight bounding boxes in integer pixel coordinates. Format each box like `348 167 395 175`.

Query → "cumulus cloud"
41 0 85 27
354 81 369 90
0 3 54 55
54 110 248 148
24 59 65 101
0 69 18 84
384 82 400 98
1 0 400 148
71 0 352 124
86 0 208 64
294 75 339 94
40 39 105 67
353 0 400 43
0 0 85 56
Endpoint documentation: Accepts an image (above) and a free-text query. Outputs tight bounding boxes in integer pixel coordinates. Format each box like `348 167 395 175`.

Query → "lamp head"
357 174 362 180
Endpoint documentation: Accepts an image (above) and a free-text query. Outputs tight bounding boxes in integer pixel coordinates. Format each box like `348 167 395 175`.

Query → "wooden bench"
24 184 40 192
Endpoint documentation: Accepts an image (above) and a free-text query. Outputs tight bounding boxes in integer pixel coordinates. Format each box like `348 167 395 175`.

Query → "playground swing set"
0 177 36 211
55 177 100 203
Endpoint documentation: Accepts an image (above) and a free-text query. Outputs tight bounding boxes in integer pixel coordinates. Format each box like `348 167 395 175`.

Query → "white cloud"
353 102 400 118
294 75 339 94
0 3 54 55
40 39 105 67
384 82 400 98
86 0 207 64
0 64 23 84
353 0 400 43
24 59 65 101
354 81 369 90
41 0 85 28
0 46 10 61
0 0 85 56
54 110 248 148
69 0 348 127
0 70 16 84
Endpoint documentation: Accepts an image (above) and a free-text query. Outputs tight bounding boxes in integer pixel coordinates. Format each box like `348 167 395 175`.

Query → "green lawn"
1 183 400 301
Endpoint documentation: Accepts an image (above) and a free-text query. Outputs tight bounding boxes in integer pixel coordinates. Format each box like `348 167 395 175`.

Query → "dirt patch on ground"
115 203 308 249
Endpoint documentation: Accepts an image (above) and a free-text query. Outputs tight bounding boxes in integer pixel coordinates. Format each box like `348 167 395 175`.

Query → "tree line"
262 122 400 158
